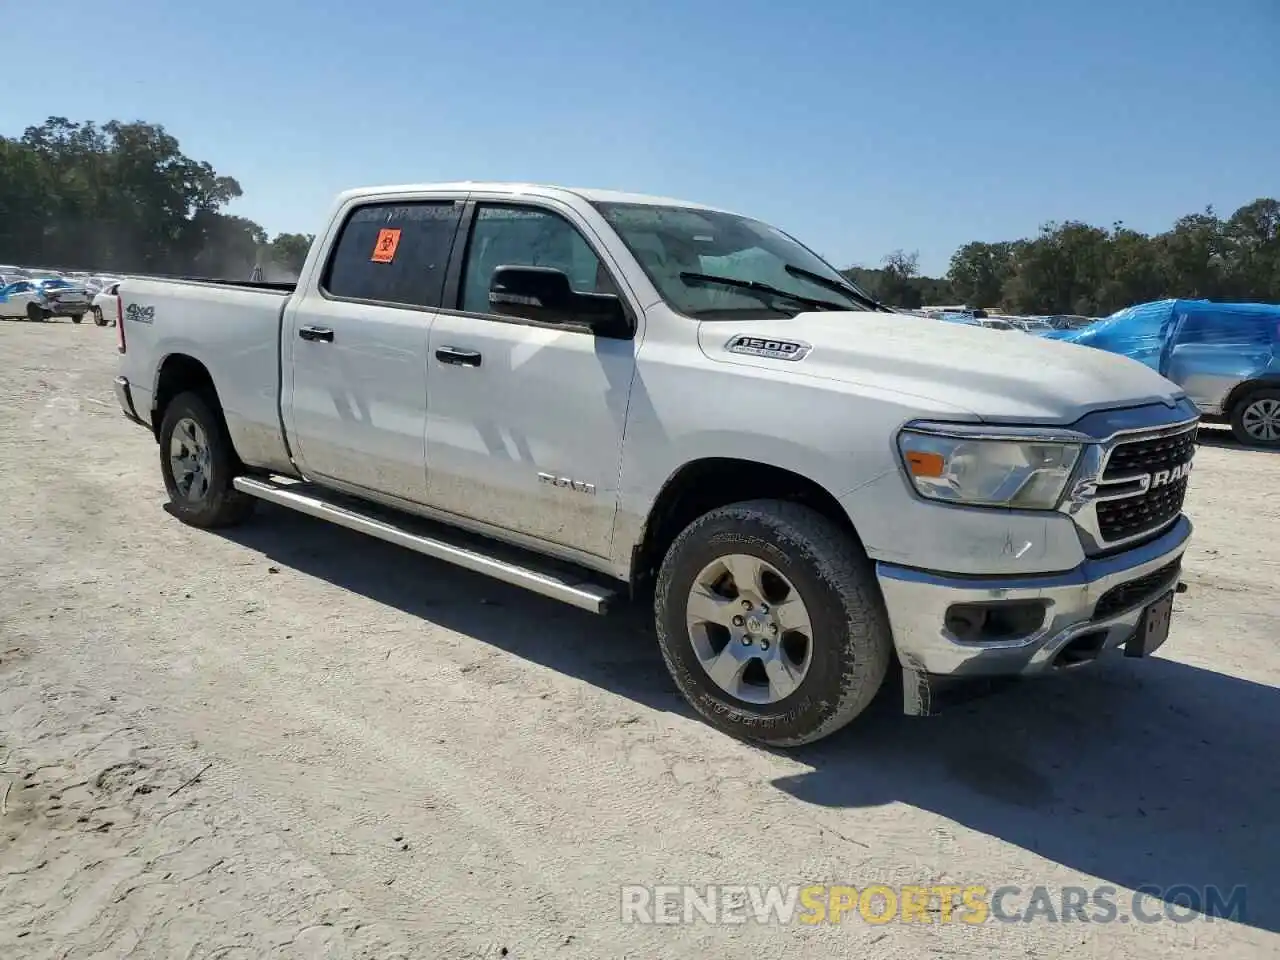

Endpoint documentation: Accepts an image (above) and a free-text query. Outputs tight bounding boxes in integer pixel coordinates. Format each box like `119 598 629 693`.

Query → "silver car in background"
1051 299 1280 447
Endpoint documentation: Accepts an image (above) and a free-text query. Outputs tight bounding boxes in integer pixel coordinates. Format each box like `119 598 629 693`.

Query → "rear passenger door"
1165 311 1279 413
284 196 466 502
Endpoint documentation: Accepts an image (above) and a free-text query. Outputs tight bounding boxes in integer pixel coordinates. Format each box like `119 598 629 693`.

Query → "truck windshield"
592 201 873 318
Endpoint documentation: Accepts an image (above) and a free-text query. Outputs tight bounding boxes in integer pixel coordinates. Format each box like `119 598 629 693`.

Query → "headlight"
898 427 1081 510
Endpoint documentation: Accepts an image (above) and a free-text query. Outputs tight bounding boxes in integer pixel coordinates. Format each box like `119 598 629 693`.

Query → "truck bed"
117 274 297 475
122 273 297 295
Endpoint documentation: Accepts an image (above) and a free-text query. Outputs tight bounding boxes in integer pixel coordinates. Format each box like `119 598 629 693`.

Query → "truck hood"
696 310 1186 424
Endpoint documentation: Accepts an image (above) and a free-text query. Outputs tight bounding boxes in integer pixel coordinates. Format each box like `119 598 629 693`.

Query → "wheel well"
631 458 858 593
152 354 220 441
1224 377 1280 418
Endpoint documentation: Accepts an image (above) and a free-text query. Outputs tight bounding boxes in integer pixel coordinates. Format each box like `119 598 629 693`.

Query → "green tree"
5 115 1280 311
1 116 253 275
266 232 315 277
947 241 1014 309
1223 199 1280 301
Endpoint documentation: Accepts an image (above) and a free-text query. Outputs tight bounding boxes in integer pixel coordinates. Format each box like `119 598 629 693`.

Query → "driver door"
424 200 637 558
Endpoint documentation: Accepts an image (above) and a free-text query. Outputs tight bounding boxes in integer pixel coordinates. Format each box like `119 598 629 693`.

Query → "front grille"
1090 426 1196 544
1103 428 1197 480
1093 558 1182 621
1096 477 1188 542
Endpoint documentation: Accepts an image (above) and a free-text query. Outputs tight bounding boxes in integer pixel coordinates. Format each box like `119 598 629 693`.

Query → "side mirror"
488 265 630 338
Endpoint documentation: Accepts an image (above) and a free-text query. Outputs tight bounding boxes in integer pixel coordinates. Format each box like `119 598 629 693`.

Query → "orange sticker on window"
371 228 401 264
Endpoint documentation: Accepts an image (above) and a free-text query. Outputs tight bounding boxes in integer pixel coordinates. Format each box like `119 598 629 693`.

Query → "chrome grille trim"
1060 418 1199 555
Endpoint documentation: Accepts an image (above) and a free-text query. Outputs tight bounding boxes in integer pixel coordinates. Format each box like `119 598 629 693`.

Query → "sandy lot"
1 319 1277 959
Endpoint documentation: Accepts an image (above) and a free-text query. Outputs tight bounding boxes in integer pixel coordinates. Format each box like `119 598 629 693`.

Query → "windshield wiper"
678 272 846 312
783 264 894 312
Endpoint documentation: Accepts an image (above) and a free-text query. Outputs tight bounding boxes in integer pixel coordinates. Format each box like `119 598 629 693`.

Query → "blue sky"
3 0 1276 276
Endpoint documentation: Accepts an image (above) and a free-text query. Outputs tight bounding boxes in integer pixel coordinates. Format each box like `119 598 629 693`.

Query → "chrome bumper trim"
113 375 146 426
877 515 1192 677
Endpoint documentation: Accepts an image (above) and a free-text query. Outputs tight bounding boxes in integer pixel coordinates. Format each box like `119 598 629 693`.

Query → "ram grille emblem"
1149 461 1193 489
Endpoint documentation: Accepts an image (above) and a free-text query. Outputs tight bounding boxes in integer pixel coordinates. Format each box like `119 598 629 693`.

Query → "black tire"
41 308 51 321
653 499 892 747
1230 388 1280 449
92 307 106 326
158 391 256 528
70 313 83 324
26 302 41 322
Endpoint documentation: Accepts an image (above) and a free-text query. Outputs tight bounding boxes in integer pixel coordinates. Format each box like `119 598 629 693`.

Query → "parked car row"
912 308 1099 335
0 264 123 324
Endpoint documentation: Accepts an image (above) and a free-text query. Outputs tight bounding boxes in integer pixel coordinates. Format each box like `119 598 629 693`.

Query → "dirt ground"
1 319 1277 959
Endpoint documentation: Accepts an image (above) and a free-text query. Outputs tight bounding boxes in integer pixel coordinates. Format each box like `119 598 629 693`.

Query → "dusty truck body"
113 182 1199 746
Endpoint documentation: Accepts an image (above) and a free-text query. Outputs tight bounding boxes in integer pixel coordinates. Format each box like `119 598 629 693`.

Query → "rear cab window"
322 200 464 308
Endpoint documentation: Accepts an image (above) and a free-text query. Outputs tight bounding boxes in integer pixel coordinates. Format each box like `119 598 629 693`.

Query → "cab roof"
336 181 739 216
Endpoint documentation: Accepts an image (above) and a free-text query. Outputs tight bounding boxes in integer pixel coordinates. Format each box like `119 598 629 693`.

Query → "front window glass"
459 205 615 315
592 201 872 318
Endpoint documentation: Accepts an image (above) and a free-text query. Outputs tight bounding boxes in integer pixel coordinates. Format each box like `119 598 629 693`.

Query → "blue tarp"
1045 299 1280 369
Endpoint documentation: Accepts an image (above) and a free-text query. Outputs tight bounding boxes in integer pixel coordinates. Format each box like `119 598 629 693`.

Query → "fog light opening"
944 600 1049 644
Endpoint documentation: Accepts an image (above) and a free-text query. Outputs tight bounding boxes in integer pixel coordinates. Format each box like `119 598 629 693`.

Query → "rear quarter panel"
118 279 294 473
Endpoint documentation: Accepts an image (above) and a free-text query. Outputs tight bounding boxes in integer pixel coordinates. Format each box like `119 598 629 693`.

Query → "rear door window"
1177 311 1276 347
323 200 464 308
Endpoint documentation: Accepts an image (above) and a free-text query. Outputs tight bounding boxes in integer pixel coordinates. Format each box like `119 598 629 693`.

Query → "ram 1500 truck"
113 182 1198 746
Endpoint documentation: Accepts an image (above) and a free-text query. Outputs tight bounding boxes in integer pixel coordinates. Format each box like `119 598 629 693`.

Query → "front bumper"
877 515 1192 678
113 375 148 427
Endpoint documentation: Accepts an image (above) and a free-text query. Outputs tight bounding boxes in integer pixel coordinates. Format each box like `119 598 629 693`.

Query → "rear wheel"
92 307 106 326
1231 388 1280 448
70 313 83 324
654 499 892 747
158 391 256 528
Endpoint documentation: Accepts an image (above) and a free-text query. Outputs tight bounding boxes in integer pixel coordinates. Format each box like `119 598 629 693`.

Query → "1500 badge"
724 335 811 361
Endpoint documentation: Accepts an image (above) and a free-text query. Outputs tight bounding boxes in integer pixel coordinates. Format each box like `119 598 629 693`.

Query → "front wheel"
26 302 42 322
158 391 257 528
654 499 892 747
92 307 106 326
1231 388 1280 448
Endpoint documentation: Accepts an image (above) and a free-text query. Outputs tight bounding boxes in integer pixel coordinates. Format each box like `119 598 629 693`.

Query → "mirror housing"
488 266 630 338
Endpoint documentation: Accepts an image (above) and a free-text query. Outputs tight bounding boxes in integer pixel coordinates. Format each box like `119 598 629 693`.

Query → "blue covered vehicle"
1048 299 1280 447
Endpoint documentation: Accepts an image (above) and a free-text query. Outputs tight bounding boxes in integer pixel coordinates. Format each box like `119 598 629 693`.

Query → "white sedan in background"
91 281 123 326
0 280 50 320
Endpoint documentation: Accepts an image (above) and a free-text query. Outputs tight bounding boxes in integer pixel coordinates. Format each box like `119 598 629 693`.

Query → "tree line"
3 116 1277 313
0 117 313 280
844 199 1280 316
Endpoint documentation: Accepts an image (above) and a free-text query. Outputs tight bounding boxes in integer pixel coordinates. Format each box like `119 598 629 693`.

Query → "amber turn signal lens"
905 450 945 478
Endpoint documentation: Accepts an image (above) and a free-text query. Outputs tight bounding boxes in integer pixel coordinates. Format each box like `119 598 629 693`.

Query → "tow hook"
1175 581 1188 595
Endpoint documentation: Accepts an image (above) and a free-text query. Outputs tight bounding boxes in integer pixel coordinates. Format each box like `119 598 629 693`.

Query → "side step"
232 476 619 614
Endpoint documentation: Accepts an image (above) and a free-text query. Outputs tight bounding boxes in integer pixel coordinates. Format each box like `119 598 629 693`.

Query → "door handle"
436 346 482 367
298 325 334 342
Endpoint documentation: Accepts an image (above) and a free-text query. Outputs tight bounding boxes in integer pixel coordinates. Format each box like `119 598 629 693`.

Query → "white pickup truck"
113 182 1198 746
